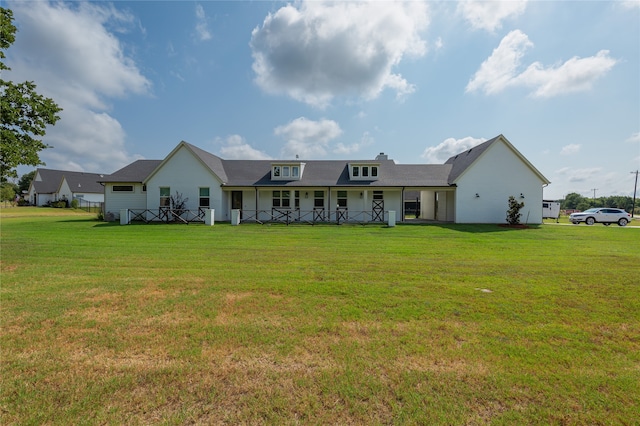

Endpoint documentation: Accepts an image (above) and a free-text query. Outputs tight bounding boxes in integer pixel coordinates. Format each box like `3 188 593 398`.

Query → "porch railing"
127 207 206 224
239 209 387 225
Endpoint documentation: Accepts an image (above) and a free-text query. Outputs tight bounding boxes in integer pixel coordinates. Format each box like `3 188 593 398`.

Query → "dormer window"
272 162 305 180
349 163 380 180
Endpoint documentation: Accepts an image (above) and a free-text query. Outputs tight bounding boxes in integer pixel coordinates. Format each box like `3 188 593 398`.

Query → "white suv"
570 208 631 226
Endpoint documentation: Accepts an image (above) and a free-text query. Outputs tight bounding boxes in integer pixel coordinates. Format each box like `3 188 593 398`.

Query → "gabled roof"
141 141 227 184
60 172 105 194
445 134 550 185
31 169 64 194
31 168 105 194
101 160 162 183
220 159 452 187
98 135 547 189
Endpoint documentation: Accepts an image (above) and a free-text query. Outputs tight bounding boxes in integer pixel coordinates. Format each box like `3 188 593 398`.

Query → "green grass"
1 208 639 425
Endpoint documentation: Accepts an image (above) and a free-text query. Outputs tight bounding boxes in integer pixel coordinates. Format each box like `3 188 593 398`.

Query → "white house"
27 169 105 206
101 134 550 224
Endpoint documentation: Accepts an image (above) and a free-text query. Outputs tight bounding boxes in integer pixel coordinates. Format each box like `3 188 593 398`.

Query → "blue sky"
6 0 639 199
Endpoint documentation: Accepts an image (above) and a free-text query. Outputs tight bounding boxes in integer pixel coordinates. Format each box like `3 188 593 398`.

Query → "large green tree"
1 7 62 180
18 169 35 193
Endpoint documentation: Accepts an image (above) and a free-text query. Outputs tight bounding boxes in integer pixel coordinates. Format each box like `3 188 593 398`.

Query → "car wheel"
571 221 579 225
585 217 595 225
618 218 628 227
603 222 611 226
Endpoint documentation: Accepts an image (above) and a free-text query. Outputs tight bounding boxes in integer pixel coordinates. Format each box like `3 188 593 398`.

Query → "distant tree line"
557 192 636 213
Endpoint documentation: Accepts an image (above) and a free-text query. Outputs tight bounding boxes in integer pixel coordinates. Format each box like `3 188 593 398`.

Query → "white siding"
104 183 147 219
145 146 225 221
454 141 545 224
58 179 72 203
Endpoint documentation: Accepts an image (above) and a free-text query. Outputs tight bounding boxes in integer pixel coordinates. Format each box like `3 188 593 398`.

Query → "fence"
75 198 104 214
118 208 396 226
125 207 206 224
239 209 388 225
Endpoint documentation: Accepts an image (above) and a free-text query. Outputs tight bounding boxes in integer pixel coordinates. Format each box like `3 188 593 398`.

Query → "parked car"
569 208 631 226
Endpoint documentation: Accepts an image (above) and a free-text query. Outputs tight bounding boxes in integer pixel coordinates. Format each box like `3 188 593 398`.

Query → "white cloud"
467 30 617 98
218 135 272 160
516 50 618 98
466 30 533 95
195 4 212 41
333 132 374 155
250 0 429 108
422 136 486 163
560 144 581 155
434 36 444 51
7 1 150 173
275 117 343 158
626 132 640 144
457 0 527 33
555 166 603 183
621 1 640 9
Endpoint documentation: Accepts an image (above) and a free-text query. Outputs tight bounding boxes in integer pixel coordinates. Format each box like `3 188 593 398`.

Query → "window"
373 191 383 200
350 164 379 180
113 185 133 192
294 190 300 208
273 190 291 208
272 163 304 180
142 184 147 192
199 187 210 207
314 190 324 208
337 191 347 208
160 187 170 207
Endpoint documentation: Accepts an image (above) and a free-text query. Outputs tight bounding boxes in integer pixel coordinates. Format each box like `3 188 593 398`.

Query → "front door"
232 191 243 218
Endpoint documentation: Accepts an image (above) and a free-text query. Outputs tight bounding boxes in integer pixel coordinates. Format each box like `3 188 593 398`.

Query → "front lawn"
1 209 638 424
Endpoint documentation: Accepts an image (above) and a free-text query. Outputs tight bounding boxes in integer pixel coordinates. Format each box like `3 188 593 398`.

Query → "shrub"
506 196 525 225
70 199 79 209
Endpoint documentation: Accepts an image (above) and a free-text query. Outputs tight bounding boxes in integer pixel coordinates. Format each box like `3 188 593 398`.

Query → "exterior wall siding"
145 146 225 221
454 141 545 224
104 183 148 219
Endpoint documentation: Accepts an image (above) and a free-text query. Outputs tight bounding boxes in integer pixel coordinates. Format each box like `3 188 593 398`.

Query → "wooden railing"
239 209 386 225
127 207 206 224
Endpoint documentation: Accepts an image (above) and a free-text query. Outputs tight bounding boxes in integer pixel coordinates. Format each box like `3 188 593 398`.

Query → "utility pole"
631 170 638 218
590 188 598 200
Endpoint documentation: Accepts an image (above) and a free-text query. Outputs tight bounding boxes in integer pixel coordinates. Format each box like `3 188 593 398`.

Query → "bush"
70 199 79 209
506 196 525 225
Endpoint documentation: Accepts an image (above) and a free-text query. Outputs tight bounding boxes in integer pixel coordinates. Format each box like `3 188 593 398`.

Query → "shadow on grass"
397 222 542 233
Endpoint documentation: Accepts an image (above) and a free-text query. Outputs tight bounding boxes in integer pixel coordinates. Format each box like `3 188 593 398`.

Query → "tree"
18 169 35 193
0 181 17 203
562 192 583 210
506 195 525 225
1 7 62 180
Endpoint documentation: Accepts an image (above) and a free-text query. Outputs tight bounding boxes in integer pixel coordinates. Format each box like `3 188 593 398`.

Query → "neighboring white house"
27 169 105 206
101 134 550 224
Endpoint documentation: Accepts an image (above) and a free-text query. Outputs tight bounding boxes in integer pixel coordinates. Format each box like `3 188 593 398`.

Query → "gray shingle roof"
101 135 541 189
219 160 452 187
32 169 105 194
444 135 498 184
101 160 162 183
